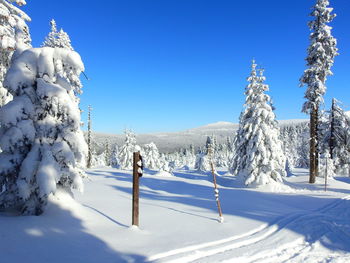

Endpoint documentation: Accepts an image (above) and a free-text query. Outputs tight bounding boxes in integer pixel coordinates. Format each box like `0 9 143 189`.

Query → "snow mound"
255 180 296 193
154 170 173 177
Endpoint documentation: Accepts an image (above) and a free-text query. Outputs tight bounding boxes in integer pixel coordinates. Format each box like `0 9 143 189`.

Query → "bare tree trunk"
87 105 92 168
309 107 317 183
315 106 319 177
329 98 335 159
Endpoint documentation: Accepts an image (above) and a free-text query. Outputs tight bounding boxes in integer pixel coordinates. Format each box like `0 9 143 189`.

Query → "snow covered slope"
91 119 308 153
1 167 349 263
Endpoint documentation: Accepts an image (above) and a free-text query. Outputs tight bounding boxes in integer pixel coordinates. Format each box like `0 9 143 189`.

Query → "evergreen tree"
0 47 87 215
279 123 309 168
194 153 210 172
118 130 137 170
104 140 111 166
143 142 161 170
230 60 286 186
300 0 338 183
226 136 234 152
42 19 73 51
321 99 350 174
0 0 31 106
110 144 120 168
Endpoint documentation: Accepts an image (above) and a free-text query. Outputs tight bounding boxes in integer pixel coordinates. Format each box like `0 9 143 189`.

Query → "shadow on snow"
90 168 350 254
0 200 146 263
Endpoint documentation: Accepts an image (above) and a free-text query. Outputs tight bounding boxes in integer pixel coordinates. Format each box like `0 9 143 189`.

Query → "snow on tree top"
5 47 84 93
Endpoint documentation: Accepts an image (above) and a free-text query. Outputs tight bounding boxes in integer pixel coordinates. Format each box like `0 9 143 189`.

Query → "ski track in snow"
147 195 350 263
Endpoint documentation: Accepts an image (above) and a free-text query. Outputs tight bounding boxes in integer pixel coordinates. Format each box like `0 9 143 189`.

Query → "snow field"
1 167 350 263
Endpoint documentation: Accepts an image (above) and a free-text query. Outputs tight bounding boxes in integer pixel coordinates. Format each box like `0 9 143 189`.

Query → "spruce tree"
300 0 338 183
104 140 110 166
0 47 87 215
323 99 350 174
143 142 161 170
110 144 120 168
42 19 74 51
118 130 137 170
230 60 286 186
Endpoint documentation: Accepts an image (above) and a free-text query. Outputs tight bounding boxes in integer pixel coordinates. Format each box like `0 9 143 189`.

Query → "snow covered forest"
0 0 350 262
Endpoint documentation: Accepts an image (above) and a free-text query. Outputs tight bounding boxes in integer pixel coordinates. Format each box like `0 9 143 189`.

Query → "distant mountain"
91 119 308 153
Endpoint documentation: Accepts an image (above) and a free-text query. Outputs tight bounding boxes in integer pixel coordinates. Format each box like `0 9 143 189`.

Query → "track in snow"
147 195 350 263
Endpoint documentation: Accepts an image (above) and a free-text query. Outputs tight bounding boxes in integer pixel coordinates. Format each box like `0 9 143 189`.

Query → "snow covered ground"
1 167 350 263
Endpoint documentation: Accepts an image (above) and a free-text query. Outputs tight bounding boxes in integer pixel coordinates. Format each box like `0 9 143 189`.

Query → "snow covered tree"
216 143 229 168
183 146 196 168
42 19 73 51
226 136 234 152
205 136 213 154
230 60 286 186
86 105 93 168
118 130 137 170
92 152 105 167
110 144 119 168
143 142 161 170
42 19 81 98
280 122 309 169
104 140 111 166
320 99 350 175
195 153 210 172
300 0 338 183
0 47 87 215
0 0 31 107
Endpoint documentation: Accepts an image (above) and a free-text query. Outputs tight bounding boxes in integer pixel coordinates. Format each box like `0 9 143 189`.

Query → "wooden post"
208 145 224 223
210 161 223 222
132 152 141 226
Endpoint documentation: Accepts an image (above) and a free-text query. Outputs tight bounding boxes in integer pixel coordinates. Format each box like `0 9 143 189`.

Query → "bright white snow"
0 167 349 262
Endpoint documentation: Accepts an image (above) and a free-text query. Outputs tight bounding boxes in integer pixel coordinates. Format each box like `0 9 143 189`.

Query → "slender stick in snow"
208 146 224 223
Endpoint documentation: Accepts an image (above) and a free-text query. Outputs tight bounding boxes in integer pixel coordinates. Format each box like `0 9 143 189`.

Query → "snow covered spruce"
230 60 286 186
143 142 161 170
118 130 137 170
300 0 338 183
0 47 87 215
42 19 73 51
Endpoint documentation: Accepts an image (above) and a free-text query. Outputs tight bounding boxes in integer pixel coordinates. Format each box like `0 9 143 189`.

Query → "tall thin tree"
87 105 93 168
300 0 338 183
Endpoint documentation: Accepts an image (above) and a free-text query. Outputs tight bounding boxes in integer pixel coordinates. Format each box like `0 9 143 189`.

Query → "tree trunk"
309 107 317 183
329 98 335 159
87 105 92 168
315 106 319 177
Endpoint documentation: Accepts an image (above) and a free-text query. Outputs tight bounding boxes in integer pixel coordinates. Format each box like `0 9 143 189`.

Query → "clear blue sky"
22 0 350 134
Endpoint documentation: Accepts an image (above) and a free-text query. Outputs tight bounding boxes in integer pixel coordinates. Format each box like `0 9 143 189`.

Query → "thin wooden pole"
208 146 224 223
210 161 223 221
132 152 140 226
